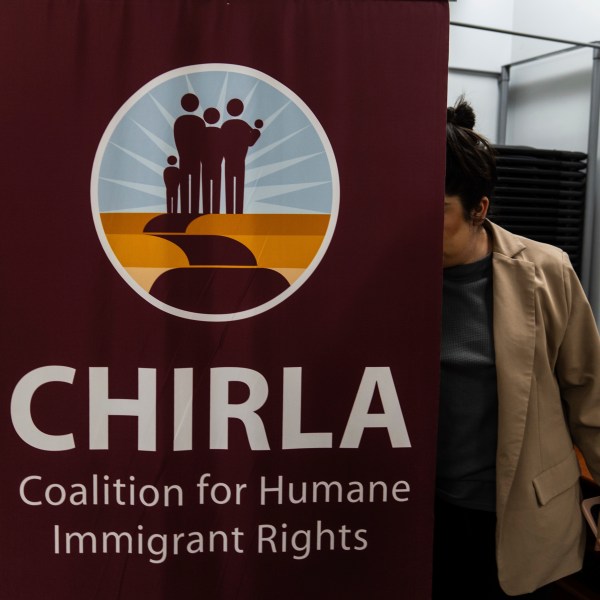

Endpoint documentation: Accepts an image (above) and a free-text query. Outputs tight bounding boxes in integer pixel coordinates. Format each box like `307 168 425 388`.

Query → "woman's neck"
444 226 491 268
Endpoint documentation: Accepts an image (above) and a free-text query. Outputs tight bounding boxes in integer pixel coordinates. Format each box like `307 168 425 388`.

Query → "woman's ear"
471 196 490 225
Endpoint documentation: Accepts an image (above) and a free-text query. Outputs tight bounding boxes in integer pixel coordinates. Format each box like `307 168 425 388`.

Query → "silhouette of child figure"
163 155 181 213
174 93 205 214
221 98 261 214
200 107 224 215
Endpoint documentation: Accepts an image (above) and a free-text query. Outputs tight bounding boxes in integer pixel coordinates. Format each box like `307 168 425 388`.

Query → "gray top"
436 253 498 512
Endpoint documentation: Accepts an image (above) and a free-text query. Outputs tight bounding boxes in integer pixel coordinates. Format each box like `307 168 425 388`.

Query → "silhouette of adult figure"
174 93 205 214
221 98 261 214
200 107 224 214
163 155 181 213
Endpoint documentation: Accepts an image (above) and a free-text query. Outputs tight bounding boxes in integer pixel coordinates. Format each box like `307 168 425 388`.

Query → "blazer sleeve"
555 252 600 484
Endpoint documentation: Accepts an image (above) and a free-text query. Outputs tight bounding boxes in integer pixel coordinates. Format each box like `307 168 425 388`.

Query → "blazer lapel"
489 224 537 512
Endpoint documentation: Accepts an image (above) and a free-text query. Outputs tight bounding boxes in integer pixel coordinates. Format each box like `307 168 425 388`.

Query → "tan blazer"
487 221 600 595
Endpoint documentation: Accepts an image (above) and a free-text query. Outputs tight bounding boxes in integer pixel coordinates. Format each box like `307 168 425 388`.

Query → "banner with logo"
0 1 448 598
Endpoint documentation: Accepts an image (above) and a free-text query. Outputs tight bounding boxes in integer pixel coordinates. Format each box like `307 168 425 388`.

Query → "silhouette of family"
163 93 262 215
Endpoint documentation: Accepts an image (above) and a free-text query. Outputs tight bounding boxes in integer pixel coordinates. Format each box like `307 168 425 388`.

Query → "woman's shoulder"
487 220 568 267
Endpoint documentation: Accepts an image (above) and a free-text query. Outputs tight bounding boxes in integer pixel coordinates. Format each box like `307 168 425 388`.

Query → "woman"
433 97 600 598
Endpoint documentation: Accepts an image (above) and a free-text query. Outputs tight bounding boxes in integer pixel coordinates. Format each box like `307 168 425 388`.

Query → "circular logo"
91 64 339 322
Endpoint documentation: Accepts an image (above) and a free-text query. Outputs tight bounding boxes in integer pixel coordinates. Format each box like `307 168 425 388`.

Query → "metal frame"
450 21 600 306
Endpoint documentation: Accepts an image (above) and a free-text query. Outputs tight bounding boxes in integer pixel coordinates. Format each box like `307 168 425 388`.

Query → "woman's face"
443 194 488 267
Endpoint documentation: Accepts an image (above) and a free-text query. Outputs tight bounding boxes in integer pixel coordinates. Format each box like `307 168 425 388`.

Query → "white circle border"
91 63 340 322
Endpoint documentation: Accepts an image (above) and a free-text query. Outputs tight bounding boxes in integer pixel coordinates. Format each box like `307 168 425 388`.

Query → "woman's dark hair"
446 96 497 223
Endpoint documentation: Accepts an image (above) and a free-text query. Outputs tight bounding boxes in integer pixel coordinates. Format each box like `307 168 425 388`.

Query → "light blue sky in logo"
98 68 334 214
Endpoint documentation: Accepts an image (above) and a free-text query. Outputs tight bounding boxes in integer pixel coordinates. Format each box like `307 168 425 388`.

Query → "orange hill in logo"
100 212 329 315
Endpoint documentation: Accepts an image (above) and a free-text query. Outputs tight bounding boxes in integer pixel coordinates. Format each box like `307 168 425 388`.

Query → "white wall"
508 1 600 152
448 0 600 150
448 0 514 71
447 0 515 141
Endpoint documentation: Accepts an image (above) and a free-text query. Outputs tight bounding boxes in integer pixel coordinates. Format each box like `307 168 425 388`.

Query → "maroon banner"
0 1 448 598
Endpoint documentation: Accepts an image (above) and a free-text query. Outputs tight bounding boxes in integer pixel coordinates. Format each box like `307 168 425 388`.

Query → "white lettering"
12 365 411 451
173 368 193 451
210 367 269 450
11 366 75 451
20 475 42 505
340 367 411 448
89 367 156 451
282 367 332 449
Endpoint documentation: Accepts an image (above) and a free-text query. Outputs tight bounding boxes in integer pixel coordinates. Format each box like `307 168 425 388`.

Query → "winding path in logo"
144 216 287 313
100 212 329 316
152 235 257 267
149 267 290 313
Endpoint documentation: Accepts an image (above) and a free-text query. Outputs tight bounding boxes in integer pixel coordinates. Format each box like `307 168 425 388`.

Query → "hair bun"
447 96 476 130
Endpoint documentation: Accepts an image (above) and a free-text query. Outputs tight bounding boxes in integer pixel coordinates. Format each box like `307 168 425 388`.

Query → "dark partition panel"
492 145 587 276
